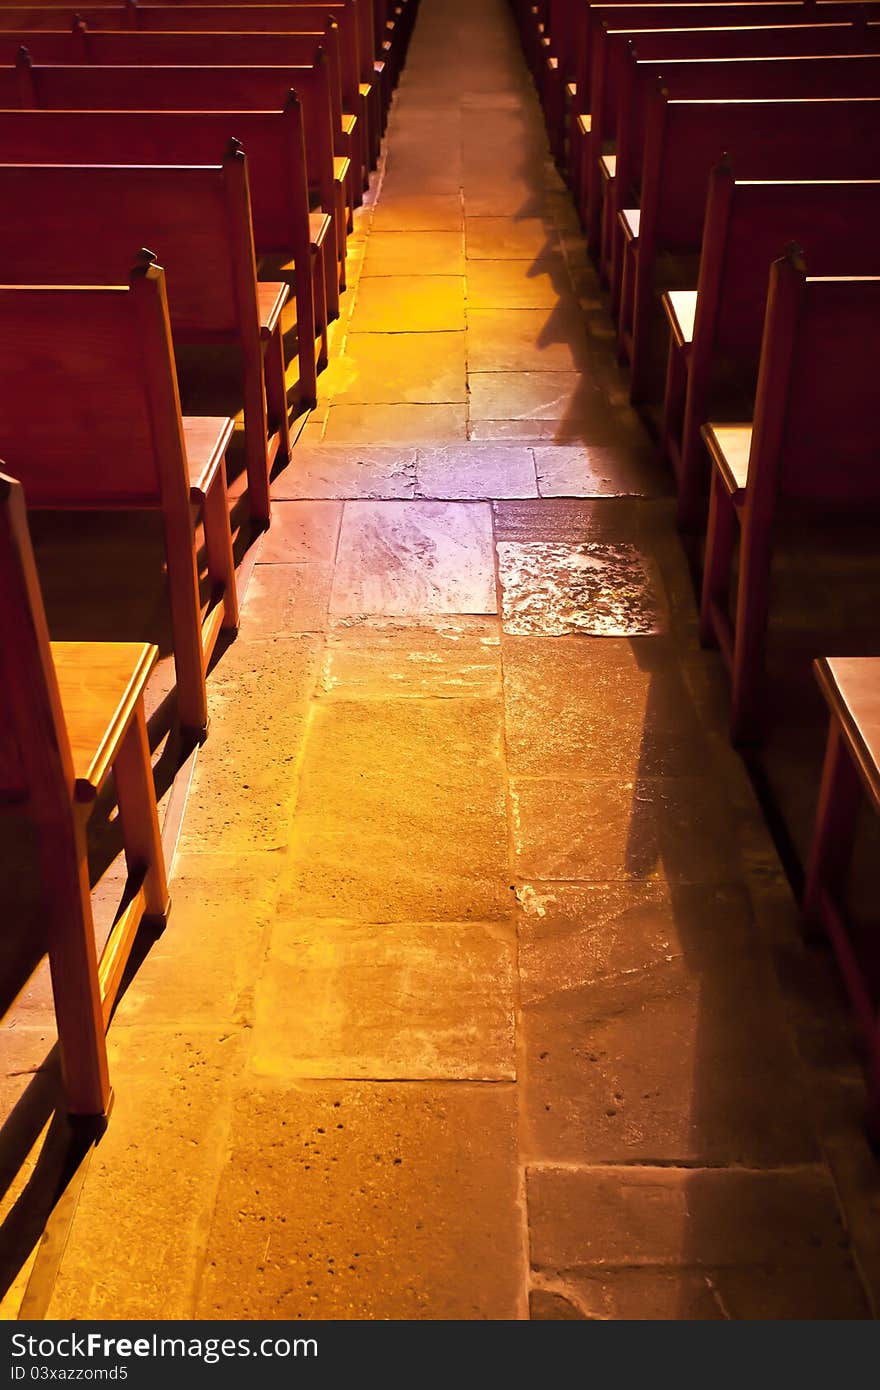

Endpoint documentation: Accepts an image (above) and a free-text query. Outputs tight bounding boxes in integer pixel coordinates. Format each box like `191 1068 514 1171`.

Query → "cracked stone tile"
415 443 538 499
251 919 516 1080
526 1166 869 1319
496 541 667 636
468 371 593 422
534 443 670 498
331 500 497 616
321 615 501 697
196 1081 523 1319
272 446 417 499
517 880 819 1165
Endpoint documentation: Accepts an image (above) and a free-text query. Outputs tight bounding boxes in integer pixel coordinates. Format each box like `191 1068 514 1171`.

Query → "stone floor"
3 0 880 1322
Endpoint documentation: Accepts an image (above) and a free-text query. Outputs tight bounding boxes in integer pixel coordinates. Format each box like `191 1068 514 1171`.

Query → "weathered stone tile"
469 371 591 422
496 541 667 637
113 853 284 1028
283 698 511 920
466 216 558 260
252 920 516 1079
331 500 497 616
534 443 669 498
349 275 466 331
272 445 416 499
362 231 465 277
518 881 818 1165
321 615 501 697
240 562 334 635
323 402 468 444
511 776 741 884
466 306 588 372
380 165 463 198
502 637 707 778
327 332 467 404
526 1166 868 1318
196 1081 523 1319
416 443 538 499
370 194 464 231
466 260 568 309
256 501 342 564
179 636 319 852
48 1031 246 1320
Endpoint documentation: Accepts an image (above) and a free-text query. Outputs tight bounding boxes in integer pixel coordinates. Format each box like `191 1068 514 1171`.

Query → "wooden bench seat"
698 253 880 744
0 261 239 743
660 171 880 527
0 151 296 509
619 93 880 402
803 655 880 1144
0 470 169 1118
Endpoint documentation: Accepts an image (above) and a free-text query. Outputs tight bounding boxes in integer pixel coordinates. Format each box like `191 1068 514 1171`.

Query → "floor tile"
323 402 468 443
512 774 741 884
362 231 465 276
196 1081 523 1319
272 445 417 500
465 216 558 260
370 194 464 231
497 540 667 637
466 305 589 372
466 260 568 309
518 880 818 1165
321 616 501 697
252 920 516 1079
469 371 590 422
527 1166 868 1319
331 500 497 615
256 501 342 564
240 562 334 636
502 636 707 778
327 331 467 405
415 443 538 498
282 697 511 921
349 275 466 331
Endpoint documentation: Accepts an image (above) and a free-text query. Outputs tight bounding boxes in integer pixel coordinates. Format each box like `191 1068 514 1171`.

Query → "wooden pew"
618 93 880 402
129 4 374 183
0 28 356 252
0 470 168 1118
94 27 357 222
661 171 880 527
0 259 239 741
698 252 880 742
592 27 880 270
0 98 335 380
567 2 822 197
803 655 880 1144
0 150 296 512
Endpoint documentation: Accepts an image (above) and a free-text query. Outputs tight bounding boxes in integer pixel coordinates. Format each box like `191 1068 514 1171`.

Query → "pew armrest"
576 113 592 138
183 416 235 502
702 423 751 502
815 656 880 810
619 207 640 244
258 282 289 339
663 289 698 349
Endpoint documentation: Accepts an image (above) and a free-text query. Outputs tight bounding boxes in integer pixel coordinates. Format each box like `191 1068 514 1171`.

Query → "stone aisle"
45 0 878 1320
